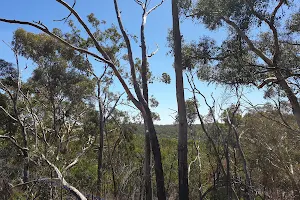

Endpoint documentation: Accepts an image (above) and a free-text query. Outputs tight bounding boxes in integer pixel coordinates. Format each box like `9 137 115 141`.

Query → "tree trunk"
275 70 300 129
232 128 253 200
97 81 105 196
144 107 166 200
144 121 153 200
14 95 29 183
172 0 189 199
225 140 231 200
20 125 29 183
140 8 153 199
23 149 29 183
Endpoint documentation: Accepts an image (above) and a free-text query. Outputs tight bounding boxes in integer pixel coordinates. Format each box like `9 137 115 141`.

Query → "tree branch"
0 135 25 152
221 17 274 66
0 18 112 65
146 0 165 15
63 144 91 173
134 0 144 7
0 7 141 110
42 154 87 200
54 0 76 22
148 43 159 57
270 0 285 25
104 92 124 123
0 106 18 121
56 0 113 62
244 0 283 64
113 0 145 106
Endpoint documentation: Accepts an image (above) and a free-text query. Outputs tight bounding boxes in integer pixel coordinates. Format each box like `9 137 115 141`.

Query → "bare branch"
0 106 18 121
104 92 125 123
281 40 300 46
134 0 144 7
99 65 108 82
0 16 140 110
221 17 274 66
113 0 145 105
42 154 87 200
148 43 159 58
54 0 76 22
242 95 300 134
0 18 112 65
257 77 278 89
0 80 14 100
63 144 91 173
270 0 285 25
185 72 226 175
146 0 165 15
56 0 113 62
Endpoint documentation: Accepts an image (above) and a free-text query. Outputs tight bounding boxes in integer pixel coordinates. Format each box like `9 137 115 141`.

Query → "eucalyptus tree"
0 56 93 199
12 28 95 156
181 0 300 129
172 0 189 199
0 1 167 199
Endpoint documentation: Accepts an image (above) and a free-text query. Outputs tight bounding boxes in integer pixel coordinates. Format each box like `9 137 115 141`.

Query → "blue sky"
0 0 266 124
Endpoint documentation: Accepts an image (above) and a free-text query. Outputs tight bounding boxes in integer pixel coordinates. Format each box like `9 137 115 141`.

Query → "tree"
0 55 92 199
172 0 189 199
182 0 300 129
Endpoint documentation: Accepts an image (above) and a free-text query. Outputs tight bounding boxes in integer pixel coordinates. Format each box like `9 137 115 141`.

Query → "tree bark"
172 0 189 199
22 148 29 183
275 71 300 129
141 14 152 199
225 140 232 200
144 107 166 200
97 81 105 196
14 95 29 183
144 122 153 200
232 126 253 200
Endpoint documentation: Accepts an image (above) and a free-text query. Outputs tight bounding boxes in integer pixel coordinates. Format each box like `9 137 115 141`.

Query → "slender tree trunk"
97 81 105 196
22 149 29 183
144 122 153 200
225 140 231 200
14 98 29 183
232 128 253 200
20 125 29 183
172 0 189 199
140 7 153 199
144 107 166 200
111 165 117 198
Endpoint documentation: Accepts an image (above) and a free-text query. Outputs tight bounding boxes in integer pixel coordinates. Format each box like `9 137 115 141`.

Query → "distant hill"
133 124 204 138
